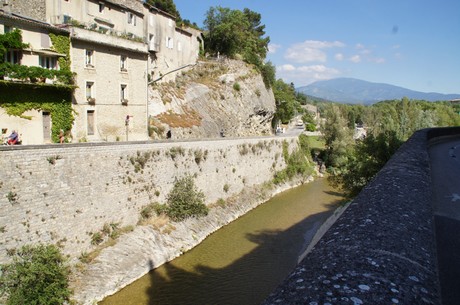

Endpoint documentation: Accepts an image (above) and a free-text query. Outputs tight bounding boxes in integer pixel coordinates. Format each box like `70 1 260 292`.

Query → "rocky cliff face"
148 59 276 139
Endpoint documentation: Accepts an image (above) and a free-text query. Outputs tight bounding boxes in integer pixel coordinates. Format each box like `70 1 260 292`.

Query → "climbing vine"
0 30 75 142
49 33 73 83
0 29 29 59
0 82 74 142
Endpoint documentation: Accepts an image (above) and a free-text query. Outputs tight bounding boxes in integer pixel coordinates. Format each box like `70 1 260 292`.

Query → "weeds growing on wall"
273 136 314 184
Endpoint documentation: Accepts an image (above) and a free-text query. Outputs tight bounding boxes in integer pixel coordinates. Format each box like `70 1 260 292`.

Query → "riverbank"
71 175 314 304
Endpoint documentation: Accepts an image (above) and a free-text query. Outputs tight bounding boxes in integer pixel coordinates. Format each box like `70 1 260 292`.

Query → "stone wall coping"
263 127 460 305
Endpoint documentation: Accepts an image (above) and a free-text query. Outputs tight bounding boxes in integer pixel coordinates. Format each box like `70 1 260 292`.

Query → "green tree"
272 79 301 124
321 104 354 169
329 131 403 198
146 0 180 18
0 244 71 305
165 175 208 221
203 6 269 61
302 111 316 131
260 60 276 89
434 102 460 126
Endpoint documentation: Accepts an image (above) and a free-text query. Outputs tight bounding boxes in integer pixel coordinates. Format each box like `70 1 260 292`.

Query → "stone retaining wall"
0 137 298 266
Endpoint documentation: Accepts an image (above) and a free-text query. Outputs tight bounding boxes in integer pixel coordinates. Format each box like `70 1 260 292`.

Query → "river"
100 178 343 305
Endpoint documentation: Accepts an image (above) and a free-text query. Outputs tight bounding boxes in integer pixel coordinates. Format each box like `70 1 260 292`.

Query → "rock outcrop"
148 59 276 139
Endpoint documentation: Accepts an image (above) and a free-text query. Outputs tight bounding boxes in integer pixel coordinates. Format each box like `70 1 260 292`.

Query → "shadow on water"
141 211 335 305
101 179 345 305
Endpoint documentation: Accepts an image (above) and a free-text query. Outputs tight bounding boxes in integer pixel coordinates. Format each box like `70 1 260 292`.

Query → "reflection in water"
100 178 343 305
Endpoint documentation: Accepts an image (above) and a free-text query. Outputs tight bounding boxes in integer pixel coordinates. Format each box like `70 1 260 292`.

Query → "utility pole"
125 115 131 141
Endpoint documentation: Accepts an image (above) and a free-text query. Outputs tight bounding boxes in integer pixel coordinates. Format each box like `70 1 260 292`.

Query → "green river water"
100 178 343 305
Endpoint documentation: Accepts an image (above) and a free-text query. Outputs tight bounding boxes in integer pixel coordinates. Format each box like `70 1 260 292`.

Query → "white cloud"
335 53 344 61
276 64 340 86
284 40 345 63
372 57 385 64
350 55 361 63
268 43 281 54
278 64 296 71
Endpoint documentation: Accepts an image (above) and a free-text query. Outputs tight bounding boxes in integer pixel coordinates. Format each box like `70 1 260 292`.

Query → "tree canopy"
0 244 71 305
321 98 460 198
272 79 301 124
203 6 270 65
146 0 180 19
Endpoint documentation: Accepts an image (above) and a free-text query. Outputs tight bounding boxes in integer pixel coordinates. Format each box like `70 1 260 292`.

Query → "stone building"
0 10 72 145
0 0 203 143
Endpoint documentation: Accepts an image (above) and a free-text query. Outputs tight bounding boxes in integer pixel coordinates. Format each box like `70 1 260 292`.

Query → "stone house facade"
0 0 202 144
0 10 72 145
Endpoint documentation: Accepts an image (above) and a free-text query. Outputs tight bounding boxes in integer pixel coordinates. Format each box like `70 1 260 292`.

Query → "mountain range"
296 78 460 104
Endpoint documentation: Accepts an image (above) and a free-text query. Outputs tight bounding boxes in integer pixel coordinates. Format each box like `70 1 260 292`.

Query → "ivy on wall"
0 82 74 143
49 33 74 84
0 30 76 142
0 29 29 59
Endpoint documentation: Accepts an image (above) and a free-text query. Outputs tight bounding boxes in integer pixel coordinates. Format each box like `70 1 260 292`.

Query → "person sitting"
7 130 18 145
59 129 64 144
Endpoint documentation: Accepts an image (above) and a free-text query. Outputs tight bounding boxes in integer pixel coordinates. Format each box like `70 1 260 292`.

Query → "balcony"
70 27 147 54
0 63 74 87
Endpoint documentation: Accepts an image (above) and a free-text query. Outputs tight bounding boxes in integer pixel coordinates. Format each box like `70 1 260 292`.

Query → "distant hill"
297 78 460 104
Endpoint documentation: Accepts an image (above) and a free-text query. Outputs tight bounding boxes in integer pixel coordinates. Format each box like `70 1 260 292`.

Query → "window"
99 2 105 13
85 49 94 67
4 50 20 64
120 84 127 104
63 14 72 24
4 25 11 33
149 15 154 26
127 12 136 26
87 110 95 135
149 34 156 51
39 56 57 70
120 55 127 71
166 37 173 49
98 26 109 34
86 81 94 99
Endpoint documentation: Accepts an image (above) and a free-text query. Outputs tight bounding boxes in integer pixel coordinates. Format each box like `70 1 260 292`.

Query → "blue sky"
174 0 460 94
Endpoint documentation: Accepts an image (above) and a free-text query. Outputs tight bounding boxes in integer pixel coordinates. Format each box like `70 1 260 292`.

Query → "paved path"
429 135 460 305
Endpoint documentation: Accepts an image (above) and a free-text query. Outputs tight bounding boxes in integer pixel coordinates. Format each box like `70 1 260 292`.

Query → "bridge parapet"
264 127 460 305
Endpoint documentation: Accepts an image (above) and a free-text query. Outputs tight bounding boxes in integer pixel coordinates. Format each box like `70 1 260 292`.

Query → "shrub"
165 176 208 221
233 82 241 91
90 232 103 245
140 202 160 219
0 244 71 305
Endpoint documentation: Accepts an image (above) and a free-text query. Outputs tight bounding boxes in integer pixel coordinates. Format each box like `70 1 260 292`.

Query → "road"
429 135 460 305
